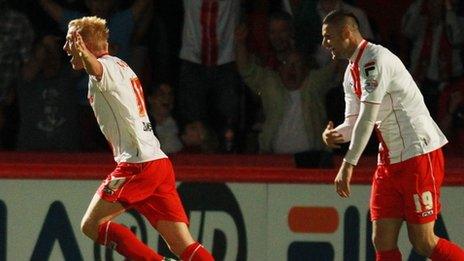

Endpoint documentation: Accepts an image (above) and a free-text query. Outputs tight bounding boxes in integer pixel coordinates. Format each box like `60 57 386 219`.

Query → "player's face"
63 27 84 70
321 23 350 60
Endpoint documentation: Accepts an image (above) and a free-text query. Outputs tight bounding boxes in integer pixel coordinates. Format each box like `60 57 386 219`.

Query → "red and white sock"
180 242 214 261
376 248 402 261
430 238 464 261
97 221 164 261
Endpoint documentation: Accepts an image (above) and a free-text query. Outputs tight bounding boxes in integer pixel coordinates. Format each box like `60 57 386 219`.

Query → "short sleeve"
89 58 120 92
359 54 389 103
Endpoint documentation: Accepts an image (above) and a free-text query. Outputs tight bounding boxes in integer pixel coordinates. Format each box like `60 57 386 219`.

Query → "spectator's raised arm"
130 0 153 22
39 0 64 23
234 24 251 72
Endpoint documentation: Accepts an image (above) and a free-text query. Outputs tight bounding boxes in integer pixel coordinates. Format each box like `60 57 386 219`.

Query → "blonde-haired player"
64 16 214 261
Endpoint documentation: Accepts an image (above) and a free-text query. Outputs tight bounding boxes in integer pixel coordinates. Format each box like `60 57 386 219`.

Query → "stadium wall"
0 152 462 261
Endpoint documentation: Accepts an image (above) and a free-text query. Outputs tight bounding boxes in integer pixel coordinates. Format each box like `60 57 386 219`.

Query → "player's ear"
341 25 350 39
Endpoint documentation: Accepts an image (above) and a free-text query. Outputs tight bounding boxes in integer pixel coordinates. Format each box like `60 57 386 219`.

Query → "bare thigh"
81 193 126 240
372 218 403 251
156 220 195 256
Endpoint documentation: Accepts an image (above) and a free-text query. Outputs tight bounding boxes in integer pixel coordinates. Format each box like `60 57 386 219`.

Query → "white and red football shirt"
180 0 240 66
343 40 448 164
88 55 167 163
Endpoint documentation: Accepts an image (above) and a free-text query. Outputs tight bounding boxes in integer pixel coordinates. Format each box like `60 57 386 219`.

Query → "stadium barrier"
0 152 462 261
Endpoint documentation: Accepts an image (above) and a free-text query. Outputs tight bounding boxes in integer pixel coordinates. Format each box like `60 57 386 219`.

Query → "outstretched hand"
322 121 344 148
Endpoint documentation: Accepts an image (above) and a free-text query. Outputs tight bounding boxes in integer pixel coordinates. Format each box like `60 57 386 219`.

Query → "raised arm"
234 24 251 73
444 0 464 45
74 32 103 79
131 0 154 46
402 1 424 40
130 0 152 22
39 0 64 23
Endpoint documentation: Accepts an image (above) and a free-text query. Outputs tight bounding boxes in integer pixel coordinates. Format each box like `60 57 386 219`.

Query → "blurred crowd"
1 0 464 167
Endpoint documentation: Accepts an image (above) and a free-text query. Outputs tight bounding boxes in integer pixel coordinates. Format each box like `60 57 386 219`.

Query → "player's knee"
409 237 435 257
372 233 396 251
80 217 98 240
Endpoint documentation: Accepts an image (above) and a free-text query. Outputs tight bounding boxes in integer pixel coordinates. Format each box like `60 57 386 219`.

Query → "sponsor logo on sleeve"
363 60 379 93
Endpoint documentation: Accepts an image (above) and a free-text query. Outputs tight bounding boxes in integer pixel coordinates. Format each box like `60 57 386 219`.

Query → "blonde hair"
68 16 109 52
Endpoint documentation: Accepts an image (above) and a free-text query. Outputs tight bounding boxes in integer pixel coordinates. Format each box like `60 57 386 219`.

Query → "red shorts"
97 158 189 226
370 149 444 224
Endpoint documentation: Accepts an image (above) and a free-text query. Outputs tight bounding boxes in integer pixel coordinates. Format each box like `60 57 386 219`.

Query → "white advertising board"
0 180 462 260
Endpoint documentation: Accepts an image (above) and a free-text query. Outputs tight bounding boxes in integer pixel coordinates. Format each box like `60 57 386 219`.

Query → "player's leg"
156 220 214 260
372 219 403 260
405 149 464 260
81 193 165 261
133 159 214 260
80 192 126 240
407 221 464 260
135 193 215 260
370 165 405 260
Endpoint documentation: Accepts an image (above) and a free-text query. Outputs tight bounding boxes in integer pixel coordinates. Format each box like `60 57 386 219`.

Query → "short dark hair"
322 10 360 29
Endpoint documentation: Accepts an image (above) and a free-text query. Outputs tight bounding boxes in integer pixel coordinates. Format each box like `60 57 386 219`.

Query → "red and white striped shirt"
88 55 167 163
342 40 448 164
180 0 240 66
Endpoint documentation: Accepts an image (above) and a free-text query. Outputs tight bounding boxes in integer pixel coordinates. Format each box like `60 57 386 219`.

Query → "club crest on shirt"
362 60 379 93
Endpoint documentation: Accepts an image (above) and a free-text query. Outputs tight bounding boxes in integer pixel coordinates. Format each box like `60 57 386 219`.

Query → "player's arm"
74 32 103 79
323 71 360 148
235 24 251 73
334 102 380 198
322 115 357 148
334 115 357 142
343 101 380 166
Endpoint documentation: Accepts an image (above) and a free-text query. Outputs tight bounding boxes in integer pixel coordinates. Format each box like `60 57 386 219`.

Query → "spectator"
235 25 333 167
402 0 464 118
241 0 272 67
280 0 322 65
180 121 219 154
146 0 184 86
356 0 413 53
264 11 297 70
148 83 183 154
437 78 464 156
17 35 80 151
0 0 34 148
39 0 151 62
177 0 243 153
